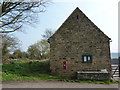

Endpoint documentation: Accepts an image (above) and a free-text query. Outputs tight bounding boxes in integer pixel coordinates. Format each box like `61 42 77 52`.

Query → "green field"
1 60 120 84
2 60 62 82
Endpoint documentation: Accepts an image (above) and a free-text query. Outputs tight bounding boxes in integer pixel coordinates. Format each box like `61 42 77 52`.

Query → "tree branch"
0 25 22 33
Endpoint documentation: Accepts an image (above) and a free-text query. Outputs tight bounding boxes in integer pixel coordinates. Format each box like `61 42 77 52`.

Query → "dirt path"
2 80 119 88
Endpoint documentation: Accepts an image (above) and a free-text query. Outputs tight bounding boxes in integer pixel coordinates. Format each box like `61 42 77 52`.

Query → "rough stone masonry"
48 7 112 80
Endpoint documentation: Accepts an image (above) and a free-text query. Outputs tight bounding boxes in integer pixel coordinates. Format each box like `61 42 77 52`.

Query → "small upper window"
82 54 92 63
77 15 79 19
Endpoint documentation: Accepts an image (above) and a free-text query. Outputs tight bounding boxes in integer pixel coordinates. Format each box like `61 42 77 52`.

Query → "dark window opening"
63 58 66 59
77 15 79 19
82 54 92 63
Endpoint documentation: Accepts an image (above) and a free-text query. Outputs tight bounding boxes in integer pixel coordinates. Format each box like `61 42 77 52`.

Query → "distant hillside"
111 53 120 59
111 58 119 65
110 53 119 65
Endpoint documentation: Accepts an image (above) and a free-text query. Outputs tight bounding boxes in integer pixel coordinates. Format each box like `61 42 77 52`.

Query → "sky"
11 0 118 53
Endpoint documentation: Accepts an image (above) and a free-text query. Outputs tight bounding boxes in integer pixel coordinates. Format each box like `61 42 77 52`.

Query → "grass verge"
2 60 120 84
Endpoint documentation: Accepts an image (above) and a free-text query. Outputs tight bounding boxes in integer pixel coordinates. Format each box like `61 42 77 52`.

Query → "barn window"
77 15 79 19
82 55 92 63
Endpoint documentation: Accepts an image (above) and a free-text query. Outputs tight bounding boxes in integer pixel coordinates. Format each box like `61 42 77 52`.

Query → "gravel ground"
2 80 119 88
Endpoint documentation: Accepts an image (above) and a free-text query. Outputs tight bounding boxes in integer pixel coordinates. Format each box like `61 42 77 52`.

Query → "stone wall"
77 71 110 80
48 7 111 79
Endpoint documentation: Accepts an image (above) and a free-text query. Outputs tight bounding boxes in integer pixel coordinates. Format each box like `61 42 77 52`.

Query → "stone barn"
48 7 112 80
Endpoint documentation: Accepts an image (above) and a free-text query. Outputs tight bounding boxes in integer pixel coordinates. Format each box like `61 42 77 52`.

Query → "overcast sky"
13 0 118 53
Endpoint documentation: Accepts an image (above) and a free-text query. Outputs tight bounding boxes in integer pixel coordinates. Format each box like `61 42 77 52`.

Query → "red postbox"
63 61 67 70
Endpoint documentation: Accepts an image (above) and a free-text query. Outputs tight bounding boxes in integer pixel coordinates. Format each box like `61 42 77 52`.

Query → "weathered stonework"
48 7 111 79
77 71 110 80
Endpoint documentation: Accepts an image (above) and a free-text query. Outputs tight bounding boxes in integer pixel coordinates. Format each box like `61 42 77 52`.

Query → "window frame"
82 54 92 63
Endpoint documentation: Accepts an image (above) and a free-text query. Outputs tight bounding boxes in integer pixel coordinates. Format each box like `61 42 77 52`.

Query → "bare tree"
0 0 50 33
42 29 53 40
